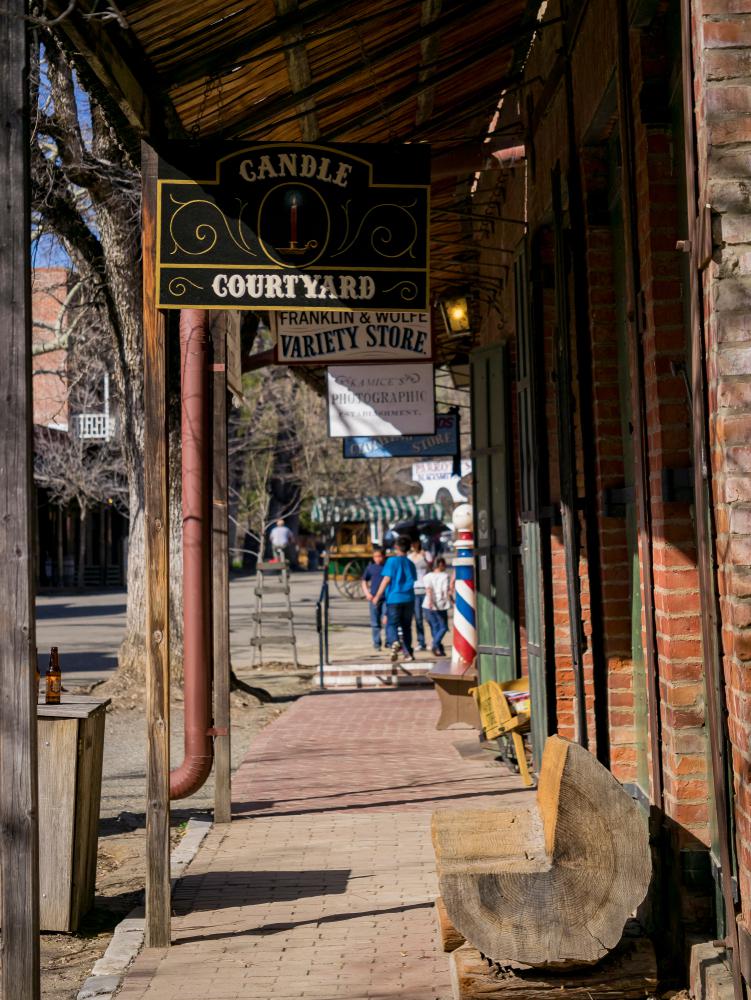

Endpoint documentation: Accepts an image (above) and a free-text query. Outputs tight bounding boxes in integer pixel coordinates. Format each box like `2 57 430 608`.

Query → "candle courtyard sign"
156 143 430 311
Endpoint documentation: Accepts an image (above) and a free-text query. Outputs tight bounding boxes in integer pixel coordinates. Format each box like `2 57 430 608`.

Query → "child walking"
423 557 451 657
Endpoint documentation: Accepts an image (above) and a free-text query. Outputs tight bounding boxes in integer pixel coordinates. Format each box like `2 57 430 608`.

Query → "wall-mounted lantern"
438 293 471 337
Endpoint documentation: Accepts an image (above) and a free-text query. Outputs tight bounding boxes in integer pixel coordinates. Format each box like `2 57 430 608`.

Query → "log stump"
432 735 651 968
436 896 466 952
449 930 657 1000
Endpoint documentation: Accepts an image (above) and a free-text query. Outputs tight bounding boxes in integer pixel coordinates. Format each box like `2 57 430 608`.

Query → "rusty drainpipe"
170 308 213 800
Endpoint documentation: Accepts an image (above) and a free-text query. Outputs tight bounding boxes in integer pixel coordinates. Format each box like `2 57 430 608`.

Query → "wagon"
310 495 444 599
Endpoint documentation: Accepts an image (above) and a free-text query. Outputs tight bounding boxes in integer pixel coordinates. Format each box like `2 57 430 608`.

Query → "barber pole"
451 504 477 670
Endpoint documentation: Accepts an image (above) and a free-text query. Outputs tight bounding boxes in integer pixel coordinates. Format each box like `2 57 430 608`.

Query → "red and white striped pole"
451 503 477 671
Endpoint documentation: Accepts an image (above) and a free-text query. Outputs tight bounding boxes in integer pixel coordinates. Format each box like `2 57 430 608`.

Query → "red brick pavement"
232 689 530 818
116 688 533 1000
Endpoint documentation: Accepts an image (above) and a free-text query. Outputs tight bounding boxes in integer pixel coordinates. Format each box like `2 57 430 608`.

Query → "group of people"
361 536 452 660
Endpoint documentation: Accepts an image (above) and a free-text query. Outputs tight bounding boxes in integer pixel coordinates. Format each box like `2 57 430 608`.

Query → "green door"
514 247 550 771
470 345 518 685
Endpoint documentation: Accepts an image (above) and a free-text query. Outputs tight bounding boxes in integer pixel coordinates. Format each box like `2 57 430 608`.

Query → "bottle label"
46 676 61 703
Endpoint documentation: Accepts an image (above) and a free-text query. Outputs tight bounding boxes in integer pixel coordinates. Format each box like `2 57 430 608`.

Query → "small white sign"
412 459 472 504
273 310 431 364
327 363 435 438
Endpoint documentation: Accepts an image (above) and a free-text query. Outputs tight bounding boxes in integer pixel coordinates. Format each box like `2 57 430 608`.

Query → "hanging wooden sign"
156 143 430 311
272 309 431 364
342 412 458 458
327 363 435 438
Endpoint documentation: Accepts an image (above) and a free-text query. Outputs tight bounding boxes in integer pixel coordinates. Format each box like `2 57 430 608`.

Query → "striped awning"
310 495 444 525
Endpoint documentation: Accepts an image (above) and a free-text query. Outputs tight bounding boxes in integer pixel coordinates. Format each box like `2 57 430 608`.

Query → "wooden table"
428 662 480 730
37 694 110 931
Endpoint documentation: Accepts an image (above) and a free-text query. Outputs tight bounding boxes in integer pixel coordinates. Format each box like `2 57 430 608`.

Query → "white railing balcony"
74 413 116 441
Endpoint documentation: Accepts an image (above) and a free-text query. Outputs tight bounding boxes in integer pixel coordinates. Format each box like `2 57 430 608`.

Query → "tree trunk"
77 505 87 590
118 476 146 675
117 419 183 680
56 506 64 588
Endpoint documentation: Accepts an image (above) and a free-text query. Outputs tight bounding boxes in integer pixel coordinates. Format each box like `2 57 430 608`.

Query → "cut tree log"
449 929 657 1000
436 896 466 952
432 735 651 968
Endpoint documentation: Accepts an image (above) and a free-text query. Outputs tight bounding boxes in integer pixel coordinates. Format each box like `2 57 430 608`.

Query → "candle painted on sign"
155 143 430 311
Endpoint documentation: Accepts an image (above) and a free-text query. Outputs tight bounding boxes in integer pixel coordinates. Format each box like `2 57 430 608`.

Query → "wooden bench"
428 661 480 731
432 734 651 970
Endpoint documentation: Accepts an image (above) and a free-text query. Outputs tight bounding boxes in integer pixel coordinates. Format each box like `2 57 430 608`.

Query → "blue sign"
343 412 458 459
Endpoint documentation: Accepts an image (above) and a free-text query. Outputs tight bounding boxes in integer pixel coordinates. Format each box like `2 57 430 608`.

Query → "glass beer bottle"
45 646 62 705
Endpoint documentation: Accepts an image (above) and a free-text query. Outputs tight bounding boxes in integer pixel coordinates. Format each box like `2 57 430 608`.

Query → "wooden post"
141 142 171 948
211 314 232 824
614 0 664 810
0 4 41 997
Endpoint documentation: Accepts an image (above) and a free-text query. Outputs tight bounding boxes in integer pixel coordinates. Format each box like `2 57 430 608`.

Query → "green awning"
310 495 444 525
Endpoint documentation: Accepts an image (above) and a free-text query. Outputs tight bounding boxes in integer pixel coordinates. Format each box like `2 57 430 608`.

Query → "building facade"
32 268 127 588
466 0 751 991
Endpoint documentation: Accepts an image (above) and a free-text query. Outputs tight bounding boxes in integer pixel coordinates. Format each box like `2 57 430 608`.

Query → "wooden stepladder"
250 560 299 669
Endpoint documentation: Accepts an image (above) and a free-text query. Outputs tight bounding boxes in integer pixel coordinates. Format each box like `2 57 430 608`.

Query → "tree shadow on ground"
172 899 432 946
171 869 351 912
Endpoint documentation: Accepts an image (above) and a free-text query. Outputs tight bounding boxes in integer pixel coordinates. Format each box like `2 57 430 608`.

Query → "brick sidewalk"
117 689 532 1000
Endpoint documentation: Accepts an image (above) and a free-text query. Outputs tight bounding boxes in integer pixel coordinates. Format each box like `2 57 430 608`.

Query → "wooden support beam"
0 5 41 996
551 164 588 749
211 314 232 826
274 0 320 141
48 0 182 144
614 0 663 808
142 142 171 948
415 0 442 127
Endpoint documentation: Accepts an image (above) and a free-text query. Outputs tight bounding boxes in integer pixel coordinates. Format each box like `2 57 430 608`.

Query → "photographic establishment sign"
156 142 430 310
342 412 458 458
327 364 435 438
272 310 431 364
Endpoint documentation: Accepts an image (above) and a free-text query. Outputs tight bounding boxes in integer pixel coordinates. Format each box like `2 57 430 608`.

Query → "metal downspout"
170 309 213 800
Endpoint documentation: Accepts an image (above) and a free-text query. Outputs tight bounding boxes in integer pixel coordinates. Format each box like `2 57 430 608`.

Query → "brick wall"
629 22 709 845
469 0 751 962
691 0 751 920
32 268 70 429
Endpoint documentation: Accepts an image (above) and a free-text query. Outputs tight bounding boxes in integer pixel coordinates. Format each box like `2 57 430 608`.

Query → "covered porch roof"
50 0 538 365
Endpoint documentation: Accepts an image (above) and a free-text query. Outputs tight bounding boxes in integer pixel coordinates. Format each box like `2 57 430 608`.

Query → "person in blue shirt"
373 535 418 661
361 547 387 650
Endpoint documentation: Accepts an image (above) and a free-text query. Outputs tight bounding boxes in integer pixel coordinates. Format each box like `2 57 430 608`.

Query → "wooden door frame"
470 343 519 685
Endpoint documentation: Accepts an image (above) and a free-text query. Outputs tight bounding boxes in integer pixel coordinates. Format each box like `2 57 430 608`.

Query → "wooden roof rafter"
177 0 517 136
230 14 533 141
415 0 442 127
45 0 183 144
273 0 319 141
149 0 359 86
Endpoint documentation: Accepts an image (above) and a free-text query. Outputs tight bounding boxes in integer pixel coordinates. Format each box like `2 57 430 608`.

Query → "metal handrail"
315 564 330 689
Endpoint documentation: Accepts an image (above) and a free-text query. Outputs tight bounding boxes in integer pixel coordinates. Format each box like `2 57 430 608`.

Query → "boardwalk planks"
142 142 172 947
0 3 41 995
